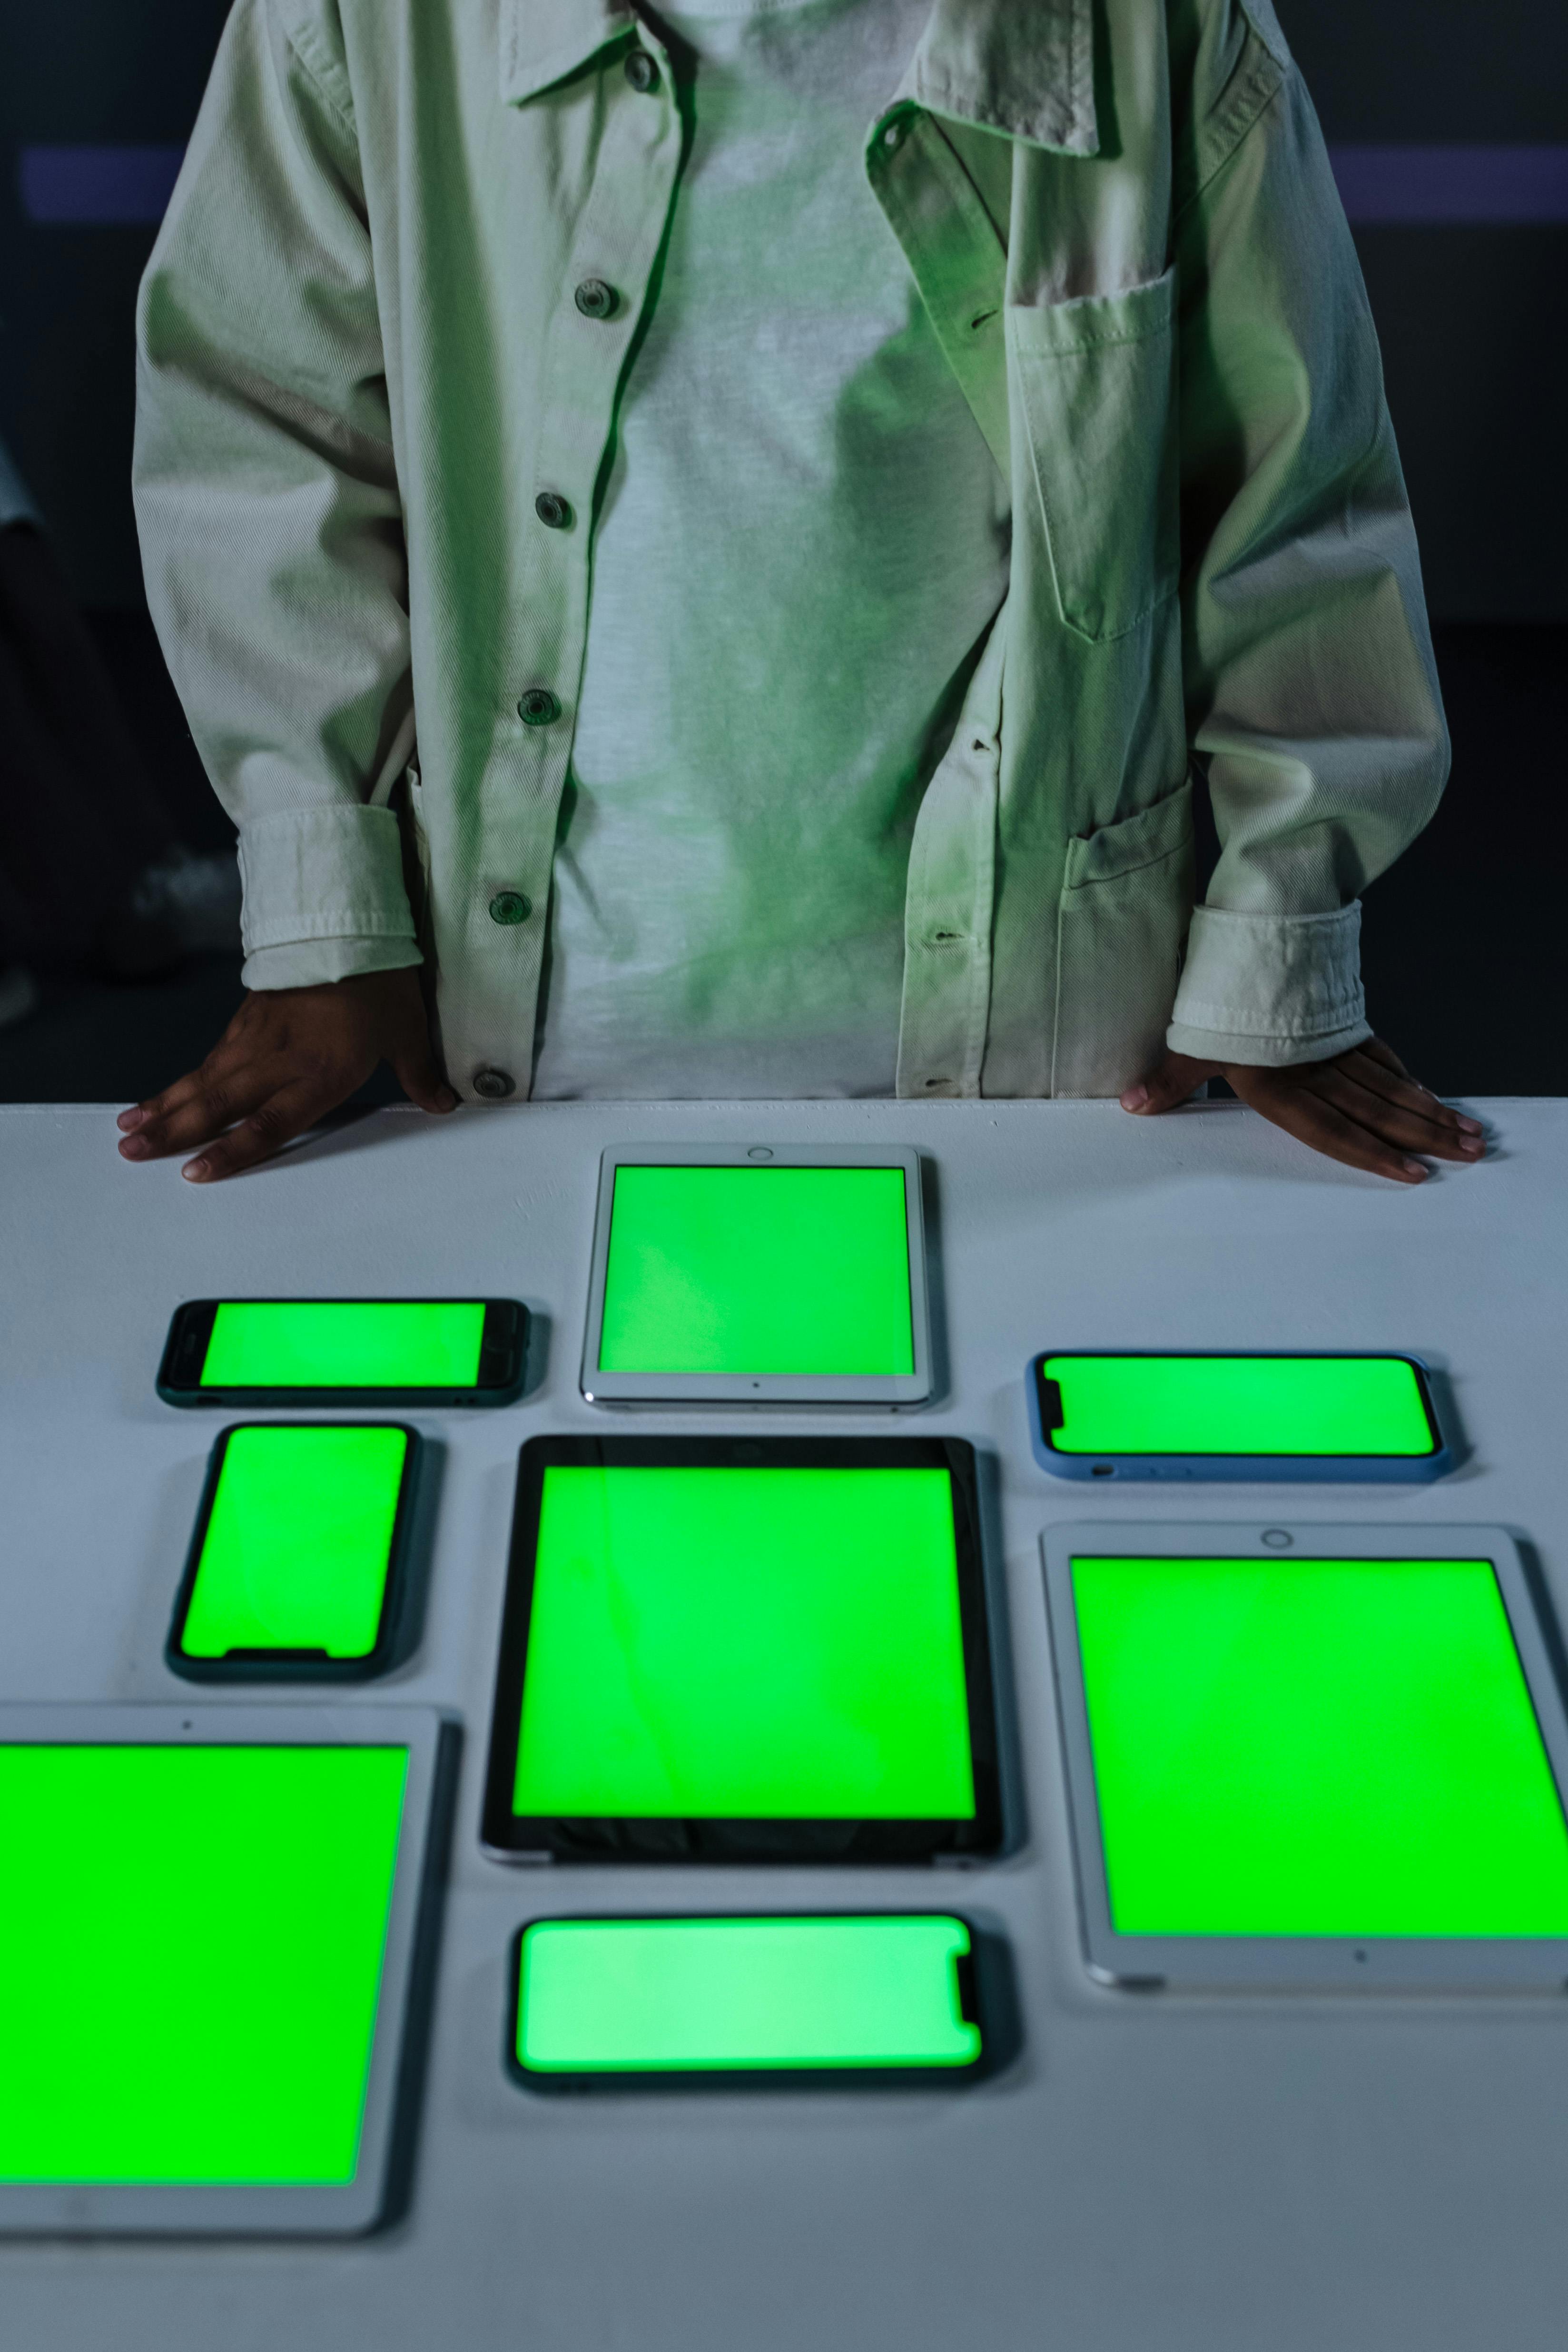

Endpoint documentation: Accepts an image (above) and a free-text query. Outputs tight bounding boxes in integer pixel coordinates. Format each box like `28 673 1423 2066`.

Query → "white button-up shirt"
133 0 1447 1102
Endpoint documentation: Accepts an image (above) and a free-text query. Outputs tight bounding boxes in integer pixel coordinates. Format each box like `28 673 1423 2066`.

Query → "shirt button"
623 49 658 93
489 890 532 926
517 688 562 726
473 1067 516 1100
574 277 618 320
534 490 571 528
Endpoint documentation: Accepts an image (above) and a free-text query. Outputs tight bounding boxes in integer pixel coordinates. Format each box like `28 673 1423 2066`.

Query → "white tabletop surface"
2 1095 1565 2352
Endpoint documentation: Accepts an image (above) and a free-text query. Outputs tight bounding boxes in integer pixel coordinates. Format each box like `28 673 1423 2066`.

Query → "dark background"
0 0 1563 1101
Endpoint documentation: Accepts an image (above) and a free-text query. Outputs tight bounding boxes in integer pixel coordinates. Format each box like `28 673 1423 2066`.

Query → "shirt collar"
498 0 1097 156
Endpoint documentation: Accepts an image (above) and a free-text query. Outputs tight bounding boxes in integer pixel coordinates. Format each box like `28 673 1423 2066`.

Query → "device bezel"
579 1146 933 1408
482 1434 1001 1864
1027 1350 1452 1482
0 1702 451 2235
156 1298 528 1406
1041 1519 1568 1990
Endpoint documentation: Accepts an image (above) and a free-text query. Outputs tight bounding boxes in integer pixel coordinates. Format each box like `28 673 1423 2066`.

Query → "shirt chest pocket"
1006 267 1178 644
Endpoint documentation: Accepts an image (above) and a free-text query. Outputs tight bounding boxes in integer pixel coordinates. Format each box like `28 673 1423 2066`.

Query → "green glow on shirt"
517 1915 981 2072
1072 1556 1568 1936
1045 1354 1436 1456
513 1465 974 1820
199 1301 484 1389
598 1166 914 1375
0 1744 406 2183
179 1425 408 1660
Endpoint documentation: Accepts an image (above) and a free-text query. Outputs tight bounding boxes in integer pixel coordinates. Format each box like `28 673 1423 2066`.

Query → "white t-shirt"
530 0 1011 1099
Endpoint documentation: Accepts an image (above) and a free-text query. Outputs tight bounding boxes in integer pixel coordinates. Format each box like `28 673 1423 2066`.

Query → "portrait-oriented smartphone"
166 1421 419 1682
157 1298 528 1406
1028 1351 1450 1482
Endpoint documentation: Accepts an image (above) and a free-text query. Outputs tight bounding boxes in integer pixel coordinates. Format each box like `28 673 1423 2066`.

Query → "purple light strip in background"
19 145 185 224
14 141 1568 230
1329 144 1568 224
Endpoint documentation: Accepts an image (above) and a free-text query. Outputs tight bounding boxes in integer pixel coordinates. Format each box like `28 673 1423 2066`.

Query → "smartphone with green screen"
509 1914 987 2087
157 1298 527 1405
166 1423 419 1681
1029 1351 1450 1482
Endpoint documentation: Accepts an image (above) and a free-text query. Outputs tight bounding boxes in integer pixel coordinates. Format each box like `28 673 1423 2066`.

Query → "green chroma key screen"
0 1744 406 2183
1072 1556 1568 1936
599 1166 914 1375
200 1301 484 1389
516 1916 981 2074
1045 1354 1436 1456
512 1465 974 1819
180 1426 408 1659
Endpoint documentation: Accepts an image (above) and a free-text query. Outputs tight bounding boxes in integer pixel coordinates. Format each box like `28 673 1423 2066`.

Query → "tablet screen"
0 1743 407 2184
200 1301 484 1389
515 1916 982 2074
597 1165 914 1375
1043 1354 1438 1457
178 1425 409 1660
1072 1555 1568 1936
484 1441 998 1859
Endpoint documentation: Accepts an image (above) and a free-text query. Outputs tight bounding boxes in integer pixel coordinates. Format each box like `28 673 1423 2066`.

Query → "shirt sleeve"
132 0 421 992
1166 0 1448 1066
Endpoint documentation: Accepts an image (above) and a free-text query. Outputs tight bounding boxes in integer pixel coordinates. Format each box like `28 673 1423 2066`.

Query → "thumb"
389 1015 459 1115
1120 1049 1218 1116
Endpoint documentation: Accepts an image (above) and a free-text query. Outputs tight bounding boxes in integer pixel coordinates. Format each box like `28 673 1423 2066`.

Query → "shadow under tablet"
481 1435 1004 1865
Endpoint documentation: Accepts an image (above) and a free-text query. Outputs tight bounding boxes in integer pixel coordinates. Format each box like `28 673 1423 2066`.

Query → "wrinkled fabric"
532 0 1011 1100
133 0 1447 1102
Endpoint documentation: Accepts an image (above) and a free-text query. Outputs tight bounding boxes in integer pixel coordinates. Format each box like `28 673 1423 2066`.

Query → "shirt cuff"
1167 901 1372 1067
237 803 417 957
241 935 424 991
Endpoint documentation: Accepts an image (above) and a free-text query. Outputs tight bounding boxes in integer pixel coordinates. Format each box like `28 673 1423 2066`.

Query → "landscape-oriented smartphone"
1028 1351 1451 1482
510 1914 985 2085
157 1298 527 1405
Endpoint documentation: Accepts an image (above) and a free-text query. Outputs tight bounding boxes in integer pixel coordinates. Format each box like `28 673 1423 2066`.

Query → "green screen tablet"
1042 1523 1568 1988
157 1298 526 1404
512 1915 983 2079
167 1423 416 1680
581 1150 932 1406
0 1704 445 2235
482 1437 999 1861
1034 1353 1443 1469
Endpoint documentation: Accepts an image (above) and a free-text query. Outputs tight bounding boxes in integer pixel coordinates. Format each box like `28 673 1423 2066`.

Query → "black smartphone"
166 1421 420 1681
157 1298 528 1405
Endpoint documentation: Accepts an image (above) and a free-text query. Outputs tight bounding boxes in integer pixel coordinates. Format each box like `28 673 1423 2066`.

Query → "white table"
3 1096 1565 2352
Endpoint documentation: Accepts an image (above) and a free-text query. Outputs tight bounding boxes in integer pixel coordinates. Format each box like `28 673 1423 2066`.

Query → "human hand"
1120 1036 1485 1183
116 967 457 1182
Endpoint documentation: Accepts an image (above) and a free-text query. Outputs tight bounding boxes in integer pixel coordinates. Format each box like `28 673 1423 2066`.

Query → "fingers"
1233 1073 1432 1183
389 1029 459 1116
1310 1056 1485 1164
179 1078 348 1184
1121 1050 1220 1115
118 1062 275 1160
1334 1044 1485 1158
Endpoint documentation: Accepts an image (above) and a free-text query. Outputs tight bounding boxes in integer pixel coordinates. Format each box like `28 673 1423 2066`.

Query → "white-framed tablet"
0 1703 452 2236
579 1145 933 1408
1041 1522 1568 1992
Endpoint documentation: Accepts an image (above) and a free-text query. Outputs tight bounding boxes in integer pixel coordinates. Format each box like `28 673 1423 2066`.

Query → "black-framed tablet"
481 1435 1002 1863
507 1913 989 2089
156 1298 528 1405
166 1423 419 1683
